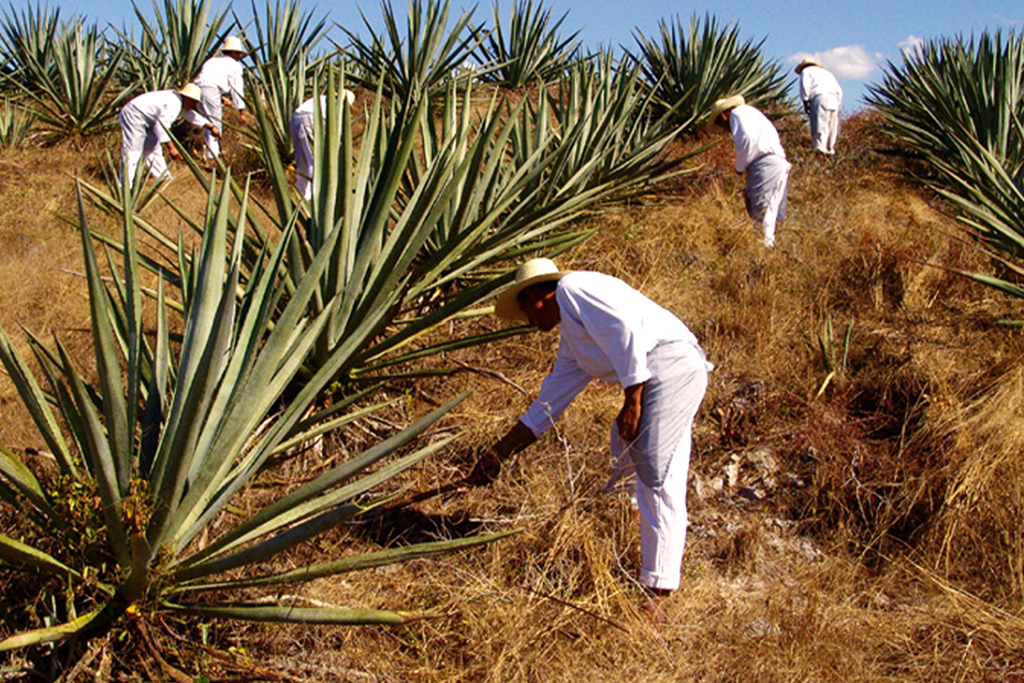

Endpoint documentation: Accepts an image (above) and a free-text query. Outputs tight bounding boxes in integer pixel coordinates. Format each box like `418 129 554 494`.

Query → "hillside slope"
1 112 1022 681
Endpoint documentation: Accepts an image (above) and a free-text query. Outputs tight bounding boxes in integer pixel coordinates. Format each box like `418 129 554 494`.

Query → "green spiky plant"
867 31 1024 311
342 0 487 103
0 96 34 148
930 124 1024 313
0 175 511 665
472 0 581 89
0 2 61 91
0 5 129 142
115 0 230 91
236 0 334 163
867 32 1024 180
630 13 789 131
3 21 127 142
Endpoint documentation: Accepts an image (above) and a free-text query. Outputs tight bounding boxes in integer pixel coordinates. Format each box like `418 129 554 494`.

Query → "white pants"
197 84 223 159
760 172 789 248
289 110 314 200
745 155 791 249
608 346 708 591
809 96 840 155
119 105 169 189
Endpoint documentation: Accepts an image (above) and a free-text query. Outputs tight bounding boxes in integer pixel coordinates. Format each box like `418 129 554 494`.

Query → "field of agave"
1 0 1022 678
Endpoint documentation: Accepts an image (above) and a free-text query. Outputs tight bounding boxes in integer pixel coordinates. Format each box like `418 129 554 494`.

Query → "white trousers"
289 110 314 200
197 84 223 159
119 105 169 189
809 96 840 155
760 172 790 248
608 347 708 591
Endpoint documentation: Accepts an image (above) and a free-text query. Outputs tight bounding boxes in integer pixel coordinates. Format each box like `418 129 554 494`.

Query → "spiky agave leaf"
0 96 35 147
0 7 126 141
236 0 334 162
867 31 1024 311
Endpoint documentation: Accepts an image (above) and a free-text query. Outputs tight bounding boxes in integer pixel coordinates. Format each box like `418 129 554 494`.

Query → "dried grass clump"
929 363 1024 603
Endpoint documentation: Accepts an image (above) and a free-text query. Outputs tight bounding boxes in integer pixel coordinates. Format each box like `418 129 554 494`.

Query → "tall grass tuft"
631 13 789 131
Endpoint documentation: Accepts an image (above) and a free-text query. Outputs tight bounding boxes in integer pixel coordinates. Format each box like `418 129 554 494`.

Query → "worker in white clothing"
796 57 842 155
193 36 248 160
289 89 356 201
468 258 711 622
709 95 791 248
119 83 205 189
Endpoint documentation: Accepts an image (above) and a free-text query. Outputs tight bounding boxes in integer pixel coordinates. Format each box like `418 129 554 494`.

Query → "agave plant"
0 2 61 92
115 0 230 91
472 0 581 89
0 96 34 148
342 0 487 103
929 124 1024 308
0 4 129 141
0 175 510 662
630 13 789 131
867 31 1024 310
867 31 1024 178
6 20 128 142
237 0 334 163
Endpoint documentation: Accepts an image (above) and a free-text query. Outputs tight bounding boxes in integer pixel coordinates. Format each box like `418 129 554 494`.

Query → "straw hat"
708 95 745 124
177 83 202 101
222 36 246 54
794 57 822 74
494 258 572 322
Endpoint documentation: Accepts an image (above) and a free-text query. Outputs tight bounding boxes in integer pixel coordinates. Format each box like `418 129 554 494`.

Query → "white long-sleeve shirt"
799 66 842 110
121 90 183 142
520 272 699 437
195 55 246 110
729 104 786 173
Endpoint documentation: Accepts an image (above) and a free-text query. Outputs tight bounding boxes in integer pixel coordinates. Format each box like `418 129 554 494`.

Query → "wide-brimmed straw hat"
794 57 822 74
494 258 572 322
222 36 246 54
707 95 745 127
177 83 202 101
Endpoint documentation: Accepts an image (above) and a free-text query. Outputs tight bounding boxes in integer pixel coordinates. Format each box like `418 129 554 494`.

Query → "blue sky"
72 0 1023 109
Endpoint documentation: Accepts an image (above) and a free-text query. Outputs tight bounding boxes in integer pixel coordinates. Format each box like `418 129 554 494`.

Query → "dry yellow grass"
2 110 1023 681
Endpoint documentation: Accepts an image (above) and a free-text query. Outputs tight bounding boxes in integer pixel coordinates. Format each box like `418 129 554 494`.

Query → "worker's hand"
166 145 182 161
207 125 220 139
239 110 247 125
466 450 502 487
616 382 644 442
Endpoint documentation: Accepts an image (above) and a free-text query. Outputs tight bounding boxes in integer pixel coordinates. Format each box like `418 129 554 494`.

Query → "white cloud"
898 35 926 58
788 45 879 81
